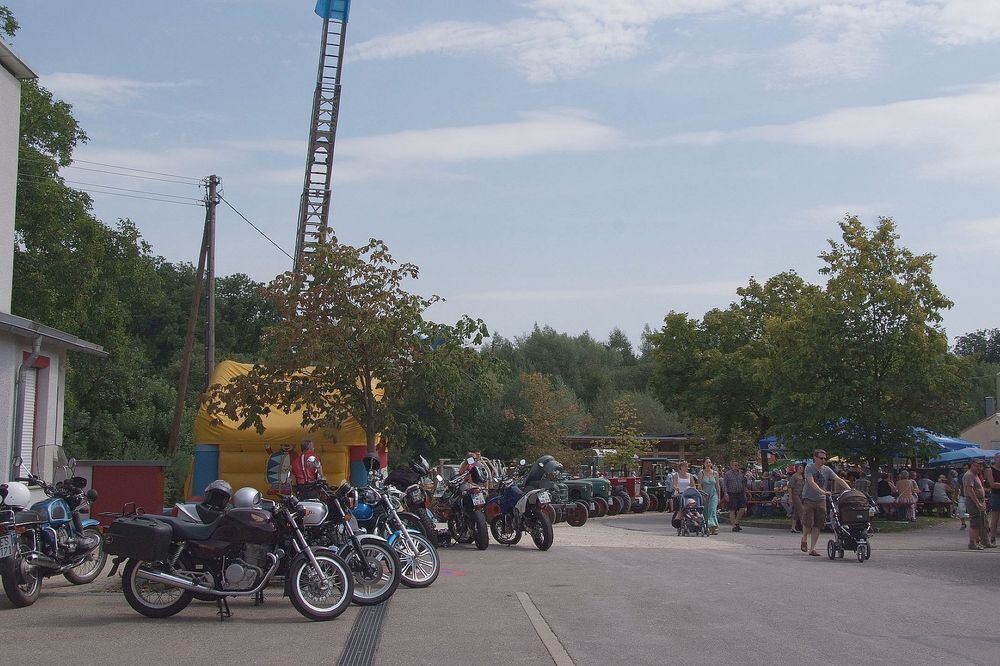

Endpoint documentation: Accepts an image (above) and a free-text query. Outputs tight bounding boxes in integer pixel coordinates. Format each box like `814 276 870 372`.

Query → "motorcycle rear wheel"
489 513 522 545
1 544 42 607
288 551 354 621
122 559 193 618
526 513 554 551
343 541 401 605
473 511 489 550
63 528 107 585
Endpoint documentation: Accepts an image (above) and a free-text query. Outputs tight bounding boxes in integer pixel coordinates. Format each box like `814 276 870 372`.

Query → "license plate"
636 497 643 504
538 492 551 503
590 503 595 511
472 493 485 506
0 533 12 559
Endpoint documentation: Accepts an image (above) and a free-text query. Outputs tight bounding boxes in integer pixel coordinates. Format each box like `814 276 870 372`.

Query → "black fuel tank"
212 508 279 545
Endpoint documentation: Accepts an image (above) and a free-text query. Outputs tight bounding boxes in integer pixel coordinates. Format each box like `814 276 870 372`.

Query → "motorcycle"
0 449 105 607
106 487 354 621
385 455 441 540
485 461 554 550
431 457 489 550
295 480 402 605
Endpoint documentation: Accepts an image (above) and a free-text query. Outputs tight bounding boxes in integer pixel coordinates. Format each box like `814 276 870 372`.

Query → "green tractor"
576 477 612 517
563 476 600 519
522 456 589 527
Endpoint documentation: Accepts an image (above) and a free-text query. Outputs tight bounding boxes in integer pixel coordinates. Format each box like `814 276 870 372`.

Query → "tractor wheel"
606 496 620 516
567 502 589 527
617 494 632 514
593 496 608 518
646 495 659 512
657 496 669 513
632 492 650 514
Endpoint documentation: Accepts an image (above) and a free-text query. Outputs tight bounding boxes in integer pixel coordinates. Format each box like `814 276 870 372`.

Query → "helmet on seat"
409 456 430 476
362 454 381 474
232 487 262 508
202 479 232 510
0 481 31 509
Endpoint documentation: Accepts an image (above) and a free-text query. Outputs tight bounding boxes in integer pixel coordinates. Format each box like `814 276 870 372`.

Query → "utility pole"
166 207 211 458
205 175 220 381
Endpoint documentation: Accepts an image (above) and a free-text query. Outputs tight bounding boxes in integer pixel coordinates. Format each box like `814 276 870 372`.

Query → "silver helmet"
232 487 262 508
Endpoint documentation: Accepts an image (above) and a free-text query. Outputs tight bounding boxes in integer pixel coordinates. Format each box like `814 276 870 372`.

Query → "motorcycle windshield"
33 444 74 484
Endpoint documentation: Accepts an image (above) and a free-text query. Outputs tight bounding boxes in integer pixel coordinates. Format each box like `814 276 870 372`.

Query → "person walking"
964 460 988 550
723 461 749 532
985 454 1000 547
800 449 851 556
788 463 805 533
700 459 721 535
673 461 695 500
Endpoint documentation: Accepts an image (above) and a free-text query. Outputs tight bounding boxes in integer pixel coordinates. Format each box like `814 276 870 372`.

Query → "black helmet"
469 464 487 484
203 479 232 510
362 454 381 473
410 456 430 476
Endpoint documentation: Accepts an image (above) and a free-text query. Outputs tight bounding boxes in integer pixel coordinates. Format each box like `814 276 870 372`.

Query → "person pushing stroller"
800 448 851 557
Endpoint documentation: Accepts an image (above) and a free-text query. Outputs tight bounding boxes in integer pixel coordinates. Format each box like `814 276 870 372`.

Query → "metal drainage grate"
337 601 390 666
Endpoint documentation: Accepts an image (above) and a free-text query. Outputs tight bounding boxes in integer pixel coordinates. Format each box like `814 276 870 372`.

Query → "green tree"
507 372 589 467
769 217 972 465
955 329 1000 364
206 237 487 454
604 396 646 473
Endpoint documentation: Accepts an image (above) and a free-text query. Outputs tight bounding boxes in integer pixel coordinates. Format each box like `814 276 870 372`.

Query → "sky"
4 0 1000 345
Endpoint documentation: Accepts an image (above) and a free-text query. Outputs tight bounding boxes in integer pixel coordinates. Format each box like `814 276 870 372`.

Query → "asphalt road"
2 514 996 665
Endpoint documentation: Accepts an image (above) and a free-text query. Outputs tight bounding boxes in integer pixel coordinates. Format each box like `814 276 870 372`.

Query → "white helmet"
232 487 262 508
0 481 32 509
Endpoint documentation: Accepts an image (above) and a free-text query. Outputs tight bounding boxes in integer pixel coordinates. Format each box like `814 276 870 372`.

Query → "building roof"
0 312 108 356
0 39 36 80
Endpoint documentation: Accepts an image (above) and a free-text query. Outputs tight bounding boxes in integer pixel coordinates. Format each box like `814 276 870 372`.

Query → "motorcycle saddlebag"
104 516 172 561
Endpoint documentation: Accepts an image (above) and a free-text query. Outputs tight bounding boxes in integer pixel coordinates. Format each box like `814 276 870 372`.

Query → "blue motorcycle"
485 463 554 551
0 448 104 607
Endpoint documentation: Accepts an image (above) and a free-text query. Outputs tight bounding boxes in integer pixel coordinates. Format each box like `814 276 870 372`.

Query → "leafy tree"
955 329 1000 364
1 5 17 37
206 237 487 454
604 396 646 473
506 372 589 467
649 271 816 455
769 217 972 466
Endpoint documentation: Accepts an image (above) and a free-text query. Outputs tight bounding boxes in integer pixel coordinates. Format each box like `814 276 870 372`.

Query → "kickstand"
253 590 265 606
216 598 232 621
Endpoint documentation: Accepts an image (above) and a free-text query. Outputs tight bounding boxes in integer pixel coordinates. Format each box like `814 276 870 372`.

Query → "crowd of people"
655 452 1000 552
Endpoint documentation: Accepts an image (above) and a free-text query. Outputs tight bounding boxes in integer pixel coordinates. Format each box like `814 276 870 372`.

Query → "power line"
71 158 203 183
218 195 294 262
64 164 203 186
17 172 204 204
16 175 203 207
17 153 203 183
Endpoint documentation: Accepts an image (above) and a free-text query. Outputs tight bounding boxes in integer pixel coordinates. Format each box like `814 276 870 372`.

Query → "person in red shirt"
291 440 323 486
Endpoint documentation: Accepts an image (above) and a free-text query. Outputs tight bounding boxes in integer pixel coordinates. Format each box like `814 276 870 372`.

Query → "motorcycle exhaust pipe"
25 552 61 571
135 552 281 598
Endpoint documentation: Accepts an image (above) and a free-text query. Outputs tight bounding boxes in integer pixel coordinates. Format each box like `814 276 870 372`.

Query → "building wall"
961 415 1000 450
0 66 20 314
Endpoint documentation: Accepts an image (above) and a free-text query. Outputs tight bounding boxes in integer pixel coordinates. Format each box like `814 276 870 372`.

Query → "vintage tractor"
521 456 588 527
609 476 649 514
563 476 600 518
643 479 670 513
576 477 611 517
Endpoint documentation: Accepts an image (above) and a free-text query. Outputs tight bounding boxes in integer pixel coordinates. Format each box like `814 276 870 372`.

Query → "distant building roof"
0 39 36 80
0 312 108 356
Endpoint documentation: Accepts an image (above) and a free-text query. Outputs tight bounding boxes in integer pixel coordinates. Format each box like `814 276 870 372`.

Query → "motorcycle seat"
148 514 222 541
15 510 44 524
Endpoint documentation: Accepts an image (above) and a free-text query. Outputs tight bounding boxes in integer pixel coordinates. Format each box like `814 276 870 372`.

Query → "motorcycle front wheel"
342 541 401 605
489 513 522 545
288 551 354 621
122 559 193 618
472 511 489 550
391 533 440 588
64 528 107 585
1 543 42 607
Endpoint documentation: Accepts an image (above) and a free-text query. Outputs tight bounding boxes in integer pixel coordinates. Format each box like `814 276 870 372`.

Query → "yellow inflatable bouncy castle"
185 361 374 498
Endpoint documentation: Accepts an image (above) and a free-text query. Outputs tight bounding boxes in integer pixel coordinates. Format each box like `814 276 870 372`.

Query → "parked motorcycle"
0 450 105 607
485 462 554 550
431 457 489 550
105 488 354 621
295 480 402 605
385 455 440 540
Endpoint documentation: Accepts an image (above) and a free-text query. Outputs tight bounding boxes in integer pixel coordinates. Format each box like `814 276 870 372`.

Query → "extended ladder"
293 5 350 272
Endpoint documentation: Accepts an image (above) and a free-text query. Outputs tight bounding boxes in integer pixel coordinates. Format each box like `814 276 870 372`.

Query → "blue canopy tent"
917 429 982 453
928 447 1000 466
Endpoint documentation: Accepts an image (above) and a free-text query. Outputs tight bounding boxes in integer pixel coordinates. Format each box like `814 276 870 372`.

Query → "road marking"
516 591 574 666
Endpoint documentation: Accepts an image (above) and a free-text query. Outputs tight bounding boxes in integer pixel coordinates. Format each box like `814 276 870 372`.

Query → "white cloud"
666 83 1000 183
333 109 621 180
350 1 1000 84
951 216 1000 251
42 73 192 111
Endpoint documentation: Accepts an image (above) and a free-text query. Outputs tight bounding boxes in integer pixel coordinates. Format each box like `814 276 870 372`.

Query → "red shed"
74 460 168 525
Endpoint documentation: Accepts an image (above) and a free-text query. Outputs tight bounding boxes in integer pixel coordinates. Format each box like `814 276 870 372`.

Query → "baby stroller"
827 489 875 562
672 487 708 537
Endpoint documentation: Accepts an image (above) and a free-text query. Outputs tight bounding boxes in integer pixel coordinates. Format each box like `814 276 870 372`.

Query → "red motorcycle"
431 457 489 550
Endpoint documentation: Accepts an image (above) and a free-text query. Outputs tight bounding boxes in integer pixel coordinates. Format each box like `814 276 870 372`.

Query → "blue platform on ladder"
316 0 350 21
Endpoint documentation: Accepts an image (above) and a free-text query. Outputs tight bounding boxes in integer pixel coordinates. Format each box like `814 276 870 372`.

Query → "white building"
960 413 1000 451
1 39 107 483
